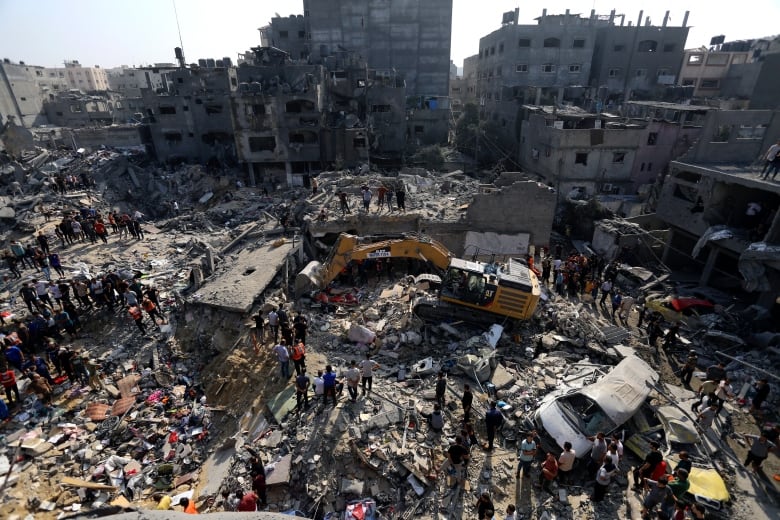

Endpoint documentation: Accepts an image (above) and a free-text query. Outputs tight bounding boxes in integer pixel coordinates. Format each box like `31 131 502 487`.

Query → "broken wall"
466 180 555 248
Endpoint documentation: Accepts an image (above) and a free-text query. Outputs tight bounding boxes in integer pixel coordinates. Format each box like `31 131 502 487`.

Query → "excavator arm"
295 233 452 295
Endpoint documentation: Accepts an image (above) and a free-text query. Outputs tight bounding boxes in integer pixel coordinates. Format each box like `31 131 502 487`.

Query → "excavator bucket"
295 260 324 297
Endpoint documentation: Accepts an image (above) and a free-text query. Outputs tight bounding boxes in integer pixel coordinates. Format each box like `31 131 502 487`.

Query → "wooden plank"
60 476 117 491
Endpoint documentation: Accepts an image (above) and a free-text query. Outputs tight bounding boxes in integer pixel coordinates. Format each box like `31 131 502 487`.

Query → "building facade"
0 59 68 127
62 60 109 92
303 0 452 98
142 66 236 163
589 11 689 102
678 47 751 97
654 109 780 307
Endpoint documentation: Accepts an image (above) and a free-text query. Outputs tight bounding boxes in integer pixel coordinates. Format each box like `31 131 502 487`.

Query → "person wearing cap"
679 350 698 387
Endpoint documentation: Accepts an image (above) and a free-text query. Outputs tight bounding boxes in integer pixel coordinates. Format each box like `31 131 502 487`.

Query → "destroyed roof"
625 100 716 112
579 356 659 427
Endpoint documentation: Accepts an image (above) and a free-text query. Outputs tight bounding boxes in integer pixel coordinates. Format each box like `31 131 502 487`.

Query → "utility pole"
365 62 370 172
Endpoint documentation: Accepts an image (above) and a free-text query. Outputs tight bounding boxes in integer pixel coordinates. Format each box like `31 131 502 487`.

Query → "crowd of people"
1 211 168 420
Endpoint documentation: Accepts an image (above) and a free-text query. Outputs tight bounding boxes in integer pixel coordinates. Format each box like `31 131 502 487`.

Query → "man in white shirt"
358 353 379 396
267 309 279 342
558 442 576 484
345 360 361 402
760 139 780 178
313 370 325 405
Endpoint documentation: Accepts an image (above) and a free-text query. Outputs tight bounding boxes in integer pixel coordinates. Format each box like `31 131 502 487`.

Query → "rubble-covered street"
0 145 778 520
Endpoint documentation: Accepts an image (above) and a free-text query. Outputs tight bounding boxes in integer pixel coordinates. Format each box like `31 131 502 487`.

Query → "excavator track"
412 297 513 329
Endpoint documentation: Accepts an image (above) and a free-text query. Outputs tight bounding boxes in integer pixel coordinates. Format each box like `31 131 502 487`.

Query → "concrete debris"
0 142 776 520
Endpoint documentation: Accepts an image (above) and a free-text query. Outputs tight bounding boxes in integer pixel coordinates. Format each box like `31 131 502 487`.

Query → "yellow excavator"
296 233 540 324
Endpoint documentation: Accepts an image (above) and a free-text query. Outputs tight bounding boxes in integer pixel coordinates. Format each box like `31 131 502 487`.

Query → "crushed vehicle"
626 393 730 511
644 294 716 329
533 356 659 458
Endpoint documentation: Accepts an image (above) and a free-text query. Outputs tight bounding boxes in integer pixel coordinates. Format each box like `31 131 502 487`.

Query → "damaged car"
533 356 659 458
626 395 730 510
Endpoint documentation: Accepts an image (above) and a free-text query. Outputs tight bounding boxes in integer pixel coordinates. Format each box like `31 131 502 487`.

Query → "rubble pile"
0 143 777 520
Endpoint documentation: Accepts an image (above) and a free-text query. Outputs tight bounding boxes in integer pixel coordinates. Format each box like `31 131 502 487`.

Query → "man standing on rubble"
272 339 290 379
295 368 310 410
267 308 279 343
345 360 360 403
290 339 306 376
692 378 719 413
679 350 698 387
517 431 537 478
443 435 470 489
632 440 663 490
598 279 612 307
338 191 351 216
359 353 379 396
293 313 308 344
435 371 447 408
462 384 473 422
361 186 372 212
484 401 504 451
323 364 339 407
586 432 608 478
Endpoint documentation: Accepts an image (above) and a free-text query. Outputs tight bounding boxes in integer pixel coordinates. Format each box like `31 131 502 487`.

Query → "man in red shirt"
1 367 20 405
236 489 258 512
538 451 559 494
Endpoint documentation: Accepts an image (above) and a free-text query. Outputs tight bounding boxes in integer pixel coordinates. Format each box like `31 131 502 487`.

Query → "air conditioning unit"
601 183 614 193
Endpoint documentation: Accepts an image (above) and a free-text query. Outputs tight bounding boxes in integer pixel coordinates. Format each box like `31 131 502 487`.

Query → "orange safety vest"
142 300 156 312
129 307 142 320
1 370 16 388
291 342 305 360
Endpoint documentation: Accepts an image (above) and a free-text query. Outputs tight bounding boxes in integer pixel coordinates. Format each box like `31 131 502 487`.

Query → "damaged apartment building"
517 101 713 203
473 9 690 146
232 47 406 187
654 109 780 306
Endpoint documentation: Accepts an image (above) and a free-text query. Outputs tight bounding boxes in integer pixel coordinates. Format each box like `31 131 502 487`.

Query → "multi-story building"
678 46 751 98
654 109 780 308
517 101 711 198
461 55 478 106
720 36 780 109
590 11 689 102
141 65 236 163
43 90 119 127
62 60 109 92
303 0 452 98
0 59 68 127
231 47 407 187
259 14 310 61
106 65 178 123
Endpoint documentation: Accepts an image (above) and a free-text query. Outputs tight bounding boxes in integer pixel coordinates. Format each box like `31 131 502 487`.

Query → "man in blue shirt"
323 365 339 407
484 401 504 450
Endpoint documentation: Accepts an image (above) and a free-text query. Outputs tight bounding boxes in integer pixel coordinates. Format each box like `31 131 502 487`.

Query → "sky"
1 0 778 70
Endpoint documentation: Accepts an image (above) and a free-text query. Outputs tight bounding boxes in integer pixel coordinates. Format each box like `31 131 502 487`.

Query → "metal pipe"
682 11 690 27
715 351 780 382
636 10 644 28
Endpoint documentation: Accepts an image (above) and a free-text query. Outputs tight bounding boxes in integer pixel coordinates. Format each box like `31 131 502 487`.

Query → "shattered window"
575 152 588 165
205 104 223 115
612 152 626 163
544 38 560 48
711 125 731 142
252 104 266 115
573 38 586 48
638 40 658 53
518 38 531 48
159 105 176 115
249 136 275 152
